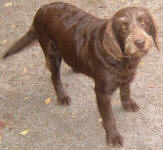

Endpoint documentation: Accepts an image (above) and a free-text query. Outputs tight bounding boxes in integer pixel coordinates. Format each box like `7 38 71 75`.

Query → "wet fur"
3 2 159 147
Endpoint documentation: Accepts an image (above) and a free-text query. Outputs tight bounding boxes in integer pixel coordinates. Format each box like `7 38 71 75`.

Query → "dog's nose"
134 39 145 49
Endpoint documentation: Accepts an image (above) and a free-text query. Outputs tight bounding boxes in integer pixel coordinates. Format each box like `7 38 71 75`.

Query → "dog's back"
33 2 107 74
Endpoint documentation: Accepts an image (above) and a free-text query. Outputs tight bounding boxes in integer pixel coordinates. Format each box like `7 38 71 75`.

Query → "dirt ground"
0 0 163 150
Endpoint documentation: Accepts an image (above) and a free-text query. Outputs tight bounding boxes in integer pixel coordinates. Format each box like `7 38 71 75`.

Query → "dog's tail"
3 25 37 59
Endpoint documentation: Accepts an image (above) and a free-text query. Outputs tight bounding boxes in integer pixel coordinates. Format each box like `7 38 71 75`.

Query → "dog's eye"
137 17 146 27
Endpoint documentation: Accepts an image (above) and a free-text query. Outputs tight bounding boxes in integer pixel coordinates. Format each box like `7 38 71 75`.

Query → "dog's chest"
116 60 138 83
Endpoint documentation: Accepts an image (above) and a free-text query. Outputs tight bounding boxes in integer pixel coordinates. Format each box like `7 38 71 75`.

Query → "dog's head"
104 6 159 60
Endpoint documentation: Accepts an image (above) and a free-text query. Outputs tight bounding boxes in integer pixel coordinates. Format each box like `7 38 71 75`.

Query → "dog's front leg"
95 81 123 147
120 81 139 112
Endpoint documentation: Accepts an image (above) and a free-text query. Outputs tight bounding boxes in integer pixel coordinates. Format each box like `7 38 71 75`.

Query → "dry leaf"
139 61 144 66
0 135 2 141
149 83 155 88
90 12 95 16
12 24 16 28
24 67 27 73
133 1 137 5
3 40 7 43
19 129 30 135
24 97 29 100
5 2 13 7
99 118 102 122
45 97 52 104
3 120 13 127
65 83 69 88
99 5 107 9
6 11 12 16
0 121 5 128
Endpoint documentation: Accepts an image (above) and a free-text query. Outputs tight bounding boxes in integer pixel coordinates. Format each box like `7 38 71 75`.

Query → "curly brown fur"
3 2 159 147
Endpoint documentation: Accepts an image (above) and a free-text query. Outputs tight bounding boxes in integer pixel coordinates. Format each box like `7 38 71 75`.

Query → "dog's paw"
122 100 139 112
58 95 71 106
107 131 123 147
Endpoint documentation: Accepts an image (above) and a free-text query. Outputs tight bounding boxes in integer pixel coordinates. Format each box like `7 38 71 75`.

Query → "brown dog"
3 2 159 147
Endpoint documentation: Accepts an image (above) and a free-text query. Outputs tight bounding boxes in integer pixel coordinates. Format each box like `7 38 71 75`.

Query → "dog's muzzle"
124 29 153 58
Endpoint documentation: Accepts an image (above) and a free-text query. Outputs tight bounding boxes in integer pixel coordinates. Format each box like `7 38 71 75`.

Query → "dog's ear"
148 11 160 51
103 21 123 61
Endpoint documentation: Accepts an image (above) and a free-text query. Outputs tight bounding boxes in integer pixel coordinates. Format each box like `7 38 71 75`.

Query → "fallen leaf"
6 11 11 16
5 2 13 7
0 121 5 128
132 1 137 5
3 40 7 43
19 129 30 135
99 118 102 122
24 67 27 73
2 120 11 127
149 83 155 88
65 83 69 88
11 24 16 28
139 61 144 66
24 97 29 100
90 12 95 16
45 97 52 104
0 135 2 141
0 40 5 45
99 5 107 9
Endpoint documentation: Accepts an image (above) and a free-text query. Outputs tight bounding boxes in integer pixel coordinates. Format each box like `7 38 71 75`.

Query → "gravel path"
0 0 162 150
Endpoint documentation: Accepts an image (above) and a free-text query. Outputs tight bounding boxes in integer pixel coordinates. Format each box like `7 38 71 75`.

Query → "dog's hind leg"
37 35 71 105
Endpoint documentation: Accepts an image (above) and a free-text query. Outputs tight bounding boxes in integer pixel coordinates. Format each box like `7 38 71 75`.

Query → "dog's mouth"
124 50 147 59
